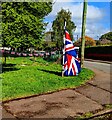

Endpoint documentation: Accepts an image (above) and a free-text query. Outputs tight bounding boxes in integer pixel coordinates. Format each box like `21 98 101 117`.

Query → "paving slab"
87 69 111 92
1 104 18 120
2 108 16 119
75 84 111 105
3 90 103 119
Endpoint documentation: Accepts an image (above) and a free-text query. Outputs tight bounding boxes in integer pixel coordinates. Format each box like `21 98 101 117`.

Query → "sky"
44 0 111 40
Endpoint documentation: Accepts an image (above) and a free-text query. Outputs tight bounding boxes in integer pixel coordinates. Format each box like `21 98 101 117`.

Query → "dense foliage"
2 2 52 50
52 9 76 50
100 32 112 41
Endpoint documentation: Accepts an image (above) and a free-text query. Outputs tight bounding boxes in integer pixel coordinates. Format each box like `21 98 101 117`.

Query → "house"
99 38 112 45
44 31 53 42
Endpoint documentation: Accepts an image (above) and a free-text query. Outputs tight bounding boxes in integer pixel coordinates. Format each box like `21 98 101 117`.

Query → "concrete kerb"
84 109 112 119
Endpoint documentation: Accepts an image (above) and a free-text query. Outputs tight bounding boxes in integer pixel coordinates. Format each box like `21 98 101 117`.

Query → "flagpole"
62 20 66 77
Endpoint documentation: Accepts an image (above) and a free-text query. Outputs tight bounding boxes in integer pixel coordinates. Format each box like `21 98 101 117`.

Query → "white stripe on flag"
65 44 74 49
65 47 75 52
65 38 72 43
73 58 78 74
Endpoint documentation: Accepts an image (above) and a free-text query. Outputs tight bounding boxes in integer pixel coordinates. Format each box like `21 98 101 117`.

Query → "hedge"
79 46 112 61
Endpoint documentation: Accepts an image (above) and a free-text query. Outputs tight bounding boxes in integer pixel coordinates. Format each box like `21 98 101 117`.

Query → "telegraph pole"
81 0 88 68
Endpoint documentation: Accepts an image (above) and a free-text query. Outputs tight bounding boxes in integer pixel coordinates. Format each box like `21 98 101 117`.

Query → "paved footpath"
1 61 112 119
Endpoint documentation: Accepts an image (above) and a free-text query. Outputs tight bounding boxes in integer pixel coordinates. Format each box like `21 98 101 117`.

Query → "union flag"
64 30 81 76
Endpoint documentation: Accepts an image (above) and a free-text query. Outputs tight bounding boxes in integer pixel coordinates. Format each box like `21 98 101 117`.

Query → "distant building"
44 31 53 42
99 38 112 45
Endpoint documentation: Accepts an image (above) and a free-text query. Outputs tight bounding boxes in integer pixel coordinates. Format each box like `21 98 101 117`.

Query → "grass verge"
1 57 94 101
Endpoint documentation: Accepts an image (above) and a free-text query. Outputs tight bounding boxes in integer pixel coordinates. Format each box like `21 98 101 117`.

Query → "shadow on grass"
2 63 16 67
37 68 62 76
2 63 20 73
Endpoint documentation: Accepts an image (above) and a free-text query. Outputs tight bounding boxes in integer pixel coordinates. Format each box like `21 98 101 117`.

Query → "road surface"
84 60 111 74
84 60 111 93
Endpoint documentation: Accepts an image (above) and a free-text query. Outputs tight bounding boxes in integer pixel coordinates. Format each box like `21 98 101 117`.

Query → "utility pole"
81 0 88 68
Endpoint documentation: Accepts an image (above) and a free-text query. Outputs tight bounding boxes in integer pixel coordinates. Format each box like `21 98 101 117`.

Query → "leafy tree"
100 32 112 41
52 9 76 50
74 36 96 47
2 2 52 50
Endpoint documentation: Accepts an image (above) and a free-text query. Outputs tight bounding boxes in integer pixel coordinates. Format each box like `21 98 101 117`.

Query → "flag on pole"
63 30 81 76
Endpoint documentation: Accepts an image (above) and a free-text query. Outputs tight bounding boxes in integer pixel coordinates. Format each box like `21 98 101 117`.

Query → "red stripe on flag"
65 31 71 40
72 63 76 75
67 54 72 71
65 46 74 51
64 62 67 68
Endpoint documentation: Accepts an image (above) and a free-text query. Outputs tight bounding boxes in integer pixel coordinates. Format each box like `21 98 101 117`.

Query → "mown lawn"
1 57 94 101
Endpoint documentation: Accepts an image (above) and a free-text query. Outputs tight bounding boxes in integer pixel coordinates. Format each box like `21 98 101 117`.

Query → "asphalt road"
84 60 111 74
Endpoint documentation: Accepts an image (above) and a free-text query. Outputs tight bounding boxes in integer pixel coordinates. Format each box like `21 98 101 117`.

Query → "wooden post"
81 0 88 68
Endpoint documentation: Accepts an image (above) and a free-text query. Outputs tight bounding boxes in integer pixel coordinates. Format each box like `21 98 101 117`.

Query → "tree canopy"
99 32 112 41
52 9 76 50
2 2 52 50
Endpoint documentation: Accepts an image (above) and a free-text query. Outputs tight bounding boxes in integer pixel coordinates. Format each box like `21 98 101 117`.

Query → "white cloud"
87 5 103 19
45 2 109 39
46 2 103 20
74 23 110 40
